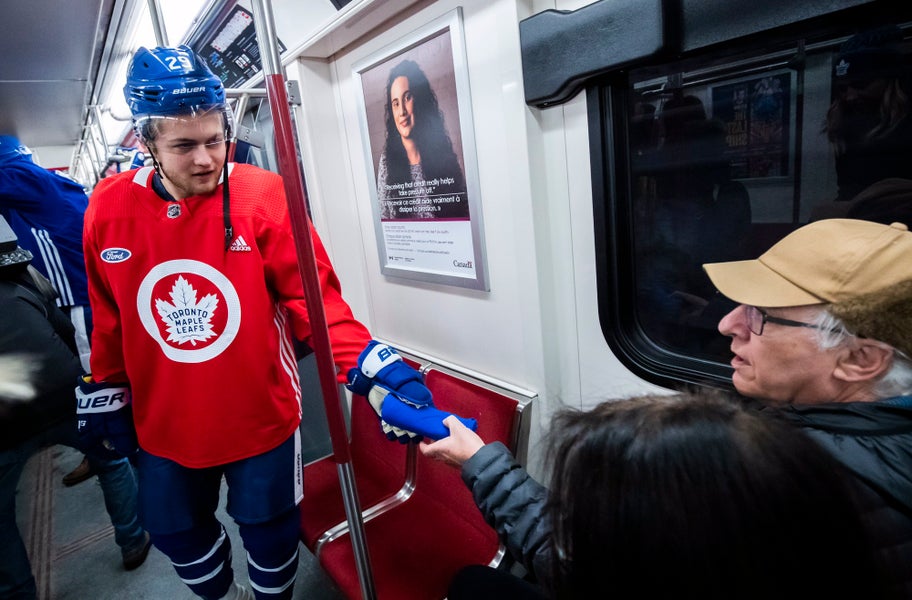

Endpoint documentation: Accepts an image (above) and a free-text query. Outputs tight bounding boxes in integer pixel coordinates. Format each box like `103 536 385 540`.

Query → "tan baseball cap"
703 219 912 307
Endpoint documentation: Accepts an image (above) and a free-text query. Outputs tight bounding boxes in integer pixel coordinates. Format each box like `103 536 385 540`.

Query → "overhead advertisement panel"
189 5 286 88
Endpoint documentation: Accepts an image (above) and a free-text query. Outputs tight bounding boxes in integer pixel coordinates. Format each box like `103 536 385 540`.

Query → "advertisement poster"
190 6 286 89
353 9 488 290
712 72 792 179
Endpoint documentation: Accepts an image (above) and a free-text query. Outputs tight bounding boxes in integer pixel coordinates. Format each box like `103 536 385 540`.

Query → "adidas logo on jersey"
229 235 252 252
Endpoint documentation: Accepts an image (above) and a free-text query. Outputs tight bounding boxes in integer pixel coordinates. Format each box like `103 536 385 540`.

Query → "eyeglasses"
743 305 829 336
157 137 228 155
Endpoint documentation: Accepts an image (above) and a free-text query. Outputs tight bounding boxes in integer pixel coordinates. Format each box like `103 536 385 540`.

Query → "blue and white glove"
346 341 478 443
75 376 138 459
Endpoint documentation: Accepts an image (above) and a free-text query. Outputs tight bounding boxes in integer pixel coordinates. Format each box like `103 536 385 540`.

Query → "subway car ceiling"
0 0 114 149
0 0 369 163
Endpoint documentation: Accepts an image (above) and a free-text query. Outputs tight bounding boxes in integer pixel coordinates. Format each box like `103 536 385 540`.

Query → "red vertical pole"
249 2 376 598
262 75 351 463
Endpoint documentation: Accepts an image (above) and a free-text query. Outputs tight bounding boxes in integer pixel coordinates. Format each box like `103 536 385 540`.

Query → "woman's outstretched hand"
419 415 485 468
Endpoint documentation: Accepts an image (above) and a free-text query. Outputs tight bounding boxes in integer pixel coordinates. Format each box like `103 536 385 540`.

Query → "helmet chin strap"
146 147 177 201
222 147 232 252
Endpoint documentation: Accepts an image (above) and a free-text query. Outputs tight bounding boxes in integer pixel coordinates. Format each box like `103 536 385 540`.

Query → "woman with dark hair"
421 390 888 599
376 59 469 220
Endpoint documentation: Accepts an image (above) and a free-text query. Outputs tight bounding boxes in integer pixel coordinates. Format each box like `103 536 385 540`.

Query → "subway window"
591 19 912 388
234 97 278 171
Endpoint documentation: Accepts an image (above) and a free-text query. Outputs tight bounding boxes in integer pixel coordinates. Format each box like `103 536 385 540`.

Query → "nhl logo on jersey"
167 203 181 218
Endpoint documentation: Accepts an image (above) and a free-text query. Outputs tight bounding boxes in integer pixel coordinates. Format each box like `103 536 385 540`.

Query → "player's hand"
75 375 138 459
346 341 478 443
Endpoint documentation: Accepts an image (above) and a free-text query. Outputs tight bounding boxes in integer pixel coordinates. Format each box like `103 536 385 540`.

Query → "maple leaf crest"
155 276 219 346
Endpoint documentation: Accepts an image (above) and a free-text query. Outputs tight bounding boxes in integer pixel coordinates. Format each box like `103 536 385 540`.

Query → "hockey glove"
75 376 138 459
346 341 478 443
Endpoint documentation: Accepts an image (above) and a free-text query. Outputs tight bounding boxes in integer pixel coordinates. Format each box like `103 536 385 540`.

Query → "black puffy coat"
779 398 912 600
0 267 82 450
460 442 553 587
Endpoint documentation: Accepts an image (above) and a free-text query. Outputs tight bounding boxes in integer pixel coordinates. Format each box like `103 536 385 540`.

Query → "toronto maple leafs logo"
137 259 241 363
155 276 220 346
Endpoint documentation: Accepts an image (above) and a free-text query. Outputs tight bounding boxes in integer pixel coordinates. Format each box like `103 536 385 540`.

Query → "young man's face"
151 111 227 199
717 304 841 405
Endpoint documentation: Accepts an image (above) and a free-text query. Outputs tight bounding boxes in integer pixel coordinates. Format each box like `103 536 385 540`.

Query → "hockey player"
78 45 469 600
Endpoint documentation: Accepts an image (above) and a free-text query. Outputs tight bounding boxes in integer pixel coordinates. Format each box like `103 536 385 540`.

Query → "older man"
703 218 912 599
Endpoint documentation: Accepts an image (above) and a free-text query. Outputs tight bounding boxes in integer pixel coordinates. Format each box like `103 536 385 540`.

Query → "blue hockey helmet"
0 135 33 164
123 45 233 141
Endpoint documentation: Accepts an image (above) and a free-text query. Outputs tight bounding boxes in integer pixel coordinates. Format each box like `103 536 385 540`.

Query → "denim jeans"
0 420 144 600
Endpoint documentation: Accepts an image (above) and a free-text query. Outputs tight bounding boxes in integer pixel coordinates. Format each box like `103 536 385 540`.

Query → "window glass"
235 98 278 171
598 22 912 383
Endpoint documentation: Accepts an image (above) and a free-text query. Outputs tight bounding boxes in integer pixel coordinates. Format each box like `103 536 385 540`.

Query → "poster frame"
352 8 489 291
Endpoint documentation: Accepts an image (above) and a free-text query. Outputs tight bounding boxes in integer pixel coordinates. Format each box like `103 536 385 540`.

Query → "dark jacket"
779 398 912 600
460 441 553 588
463 399 912 599
0 267 82 450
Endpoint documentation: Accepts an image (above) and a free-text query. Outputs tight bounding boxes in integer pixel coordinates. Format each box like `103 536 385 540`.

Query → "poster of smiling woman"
354 9 488 291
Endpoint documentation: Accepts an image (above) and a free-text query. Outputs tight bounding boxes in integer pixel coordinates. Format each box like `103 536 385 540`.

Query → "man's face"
717 304 841 405
150 111 227 199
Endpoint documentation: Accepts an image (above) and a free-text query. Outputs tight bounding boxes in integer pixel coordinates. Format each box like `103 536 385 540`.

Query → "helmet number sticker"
166 54 194 72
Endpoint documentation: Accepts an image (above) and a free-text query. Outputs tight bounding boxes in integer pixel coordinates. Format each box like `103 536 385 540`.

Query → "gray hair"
809 308 912 398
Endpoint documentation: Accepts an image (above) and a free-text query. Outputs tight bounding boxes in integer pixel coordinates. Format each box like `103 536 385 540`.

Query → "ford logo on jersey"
101 248 132 263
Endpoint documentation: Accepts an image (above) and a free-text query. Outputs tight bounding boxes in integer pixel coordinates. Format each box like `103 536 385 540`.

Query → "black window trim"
587 82 736 391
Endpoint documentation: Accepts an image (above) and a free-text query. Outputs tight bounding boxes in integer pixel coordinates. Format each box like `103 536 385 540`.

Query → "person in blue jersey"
0 136 97 486
0 136 92 369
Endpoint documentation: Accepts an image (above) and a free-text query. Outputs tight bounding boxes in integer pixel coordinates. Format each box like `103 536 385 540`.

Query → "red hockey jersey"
84 164 371 467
